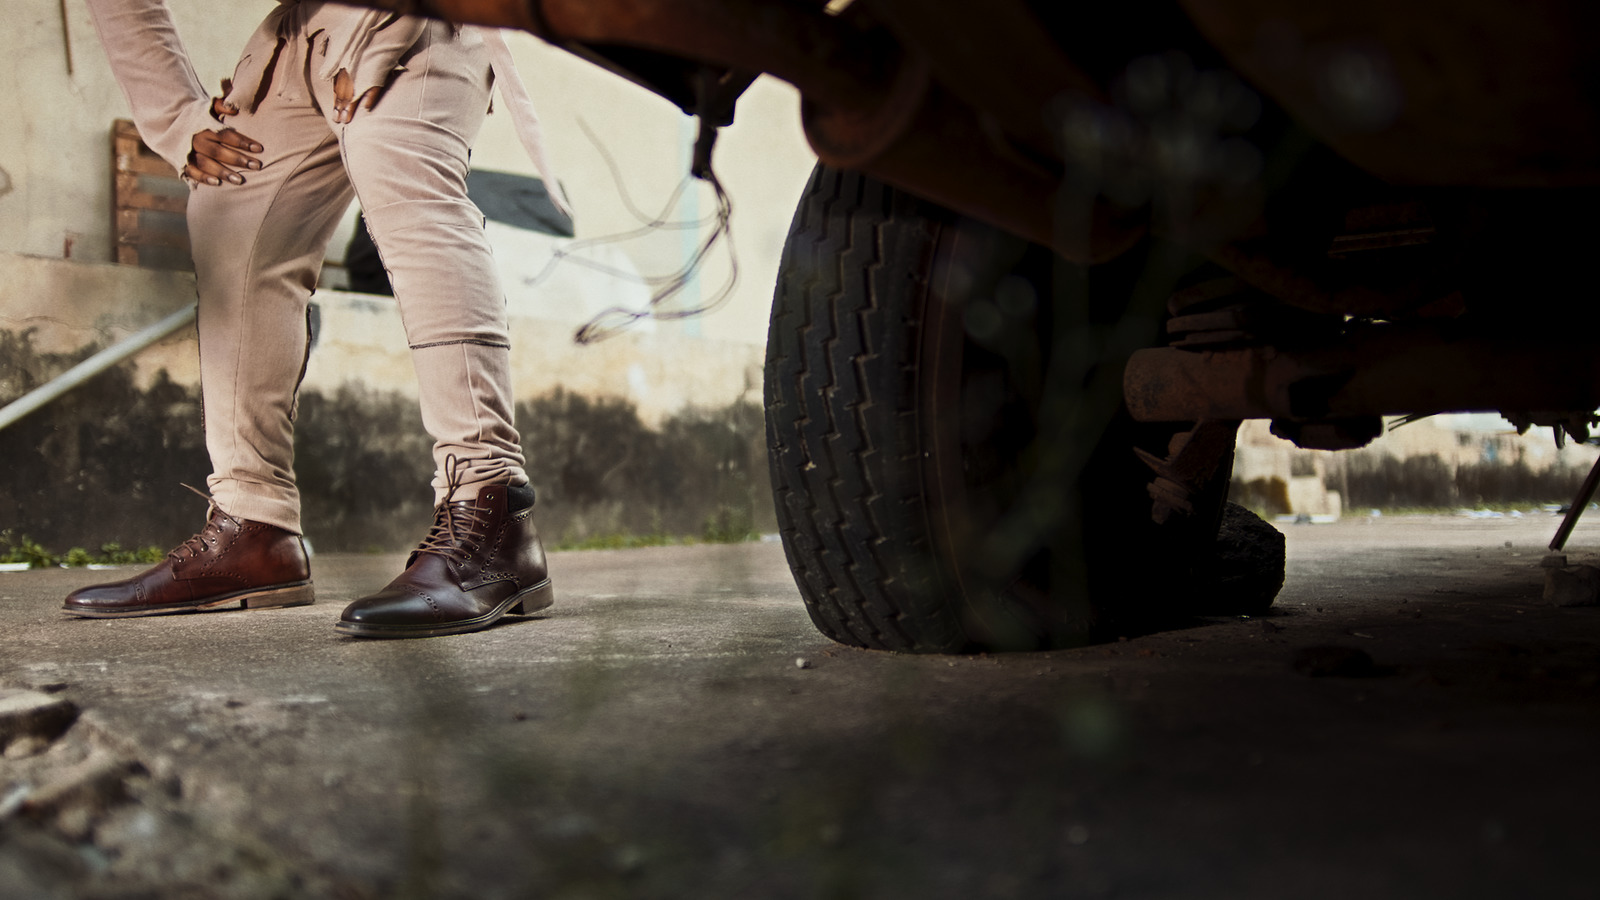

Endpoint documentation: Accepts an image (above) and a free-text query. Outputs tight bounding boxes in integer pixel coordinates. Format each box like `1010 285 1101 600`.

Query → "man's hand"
332 68 382 124
183 78 260 187
184 128 263 187
211 78 239 120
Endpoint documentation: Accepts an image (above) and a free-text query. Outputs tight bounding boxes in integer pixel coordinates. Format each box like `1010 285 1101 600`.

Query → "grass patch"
553 532 681 552
1231 502 1565 522
1 530 164 569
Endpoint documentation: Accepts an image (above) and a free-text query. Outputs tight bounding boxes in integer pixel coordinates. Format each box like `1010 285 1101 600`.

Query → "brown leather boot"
63 507 313 618
336 483 553 638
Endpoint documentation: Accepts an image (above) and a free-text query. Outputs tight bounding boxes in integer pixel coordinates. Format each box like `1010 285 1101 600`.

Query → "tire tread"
766 166 967 652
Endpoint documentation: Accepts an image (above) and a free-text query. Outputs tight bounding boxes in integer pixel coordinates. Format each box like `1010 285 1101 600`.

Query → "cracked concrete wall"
0 253 199 388
0 251 773 552
0 250 765 427
0 1 275 264
304 279 765 430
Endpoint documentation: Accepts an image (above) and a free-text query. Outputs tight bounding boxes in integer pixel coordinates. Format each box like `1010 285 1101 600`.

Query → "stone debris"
0 689 78 753
4 734 52 760
20 750 142 841
1544 564 1600 607
0 783 27 819
0 684 334 899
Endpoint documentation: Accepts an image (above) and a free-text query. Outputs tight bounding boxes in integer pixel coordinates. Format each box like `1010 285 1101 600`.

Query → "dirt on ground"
2 515 1599 898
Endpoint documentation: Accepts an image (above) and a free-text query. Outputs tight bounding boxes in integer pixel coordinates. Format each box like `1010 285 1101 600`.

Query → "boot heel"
509 580 554 615
241 582 316 610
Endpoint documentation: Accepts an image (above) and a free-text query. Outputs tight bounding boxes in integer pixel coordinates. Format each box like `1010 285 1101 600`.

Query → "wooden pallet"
112 118 191 270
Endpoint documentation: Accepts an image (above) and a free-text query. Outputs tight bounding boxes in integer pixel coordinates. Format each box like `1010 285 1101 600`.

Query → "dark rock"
1193 503 1287 616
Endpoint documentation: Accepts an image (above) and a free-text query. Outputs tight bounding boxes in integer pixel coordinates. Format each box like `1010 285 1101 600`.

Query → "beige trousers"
186 19 526 534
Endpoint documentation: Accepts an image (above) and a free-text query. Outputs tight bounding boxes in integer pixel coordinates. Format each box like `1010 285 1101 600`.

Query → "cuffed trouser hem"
412 341 527 505
440 465 531 507
209 482 303 535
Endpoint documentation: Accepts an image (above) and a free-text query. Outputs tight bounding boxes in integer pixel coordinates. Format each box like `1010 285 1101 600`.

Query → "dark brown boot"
336 483 553 638
63 507 313 618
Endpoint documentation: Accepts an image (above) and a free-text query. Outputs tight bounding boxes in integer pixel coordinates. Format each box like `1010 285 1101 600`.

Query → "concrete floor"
3 515 1600 898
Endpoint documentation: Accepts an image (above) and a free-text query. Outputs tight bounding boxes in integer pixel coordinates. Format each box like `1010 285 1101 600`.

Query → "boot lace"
413 456 491 563
171 484 241 559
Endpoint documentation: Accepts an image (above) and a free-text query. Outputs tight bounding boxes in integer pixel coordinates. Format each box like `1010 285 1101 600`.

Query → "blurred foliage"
1344 453 1590 510
0 529 162 569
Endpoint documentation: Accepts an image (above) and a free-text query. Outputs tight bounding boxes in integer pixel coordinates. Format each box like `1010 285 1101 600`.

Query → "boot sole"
62 582 316 619
334 579 554 639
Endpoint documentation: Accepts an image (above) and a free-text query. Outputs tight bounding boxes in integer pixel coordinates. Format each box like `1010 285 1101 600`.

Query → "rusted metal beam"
1177 0 1600 187
1124 322 1600 423
343 0 1150 263
355 0 888 113
853 0 1105 152
800 68 1146 265
1549 455 1600 552
1206 238 1446 319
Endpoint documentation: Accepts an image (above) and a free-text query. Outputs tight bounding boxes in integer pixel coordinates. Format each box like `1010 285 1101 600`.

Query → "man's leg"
188 96 355 533
329 22 551 638
335 24 526 503
64 80 350 619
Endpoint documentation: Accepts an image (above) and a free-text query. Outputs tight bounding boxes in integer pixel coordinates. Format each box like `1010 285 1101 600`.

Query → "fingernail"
248 160 261 169
208 177 221 186
228 174 244 184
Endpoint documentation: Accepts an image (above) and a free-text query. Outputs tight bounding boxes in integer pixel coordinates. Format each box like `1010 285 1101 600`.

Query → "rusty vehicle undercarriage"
357 0 1600 652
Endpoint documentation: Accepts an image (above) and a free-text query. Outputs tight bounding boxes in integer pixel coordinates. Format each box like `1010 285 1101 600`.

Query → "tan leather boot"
336 483 553 638
63 507 313 617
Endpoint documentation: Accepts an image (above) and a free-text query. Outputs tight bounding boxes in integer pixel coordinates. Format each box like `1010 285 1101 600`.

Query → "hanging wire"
575 168 737 343
578 117 709 229
519 117 740 344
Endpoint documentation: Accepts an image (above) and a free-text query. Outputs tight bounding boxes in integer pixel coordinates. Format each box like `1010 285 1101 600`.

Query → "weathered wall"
0 252 199 382
1 1 275 263
305 277 764 429
0 252 774 554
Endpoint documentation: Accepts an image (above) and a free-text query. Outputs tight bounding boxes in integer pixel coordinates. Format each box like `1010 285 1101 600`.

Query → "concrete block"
1544 564 1600 607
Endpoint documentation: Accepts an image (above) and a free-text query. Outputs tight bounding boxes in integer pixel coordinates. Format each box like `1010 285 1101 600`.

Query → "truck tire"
765 165 1241 653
